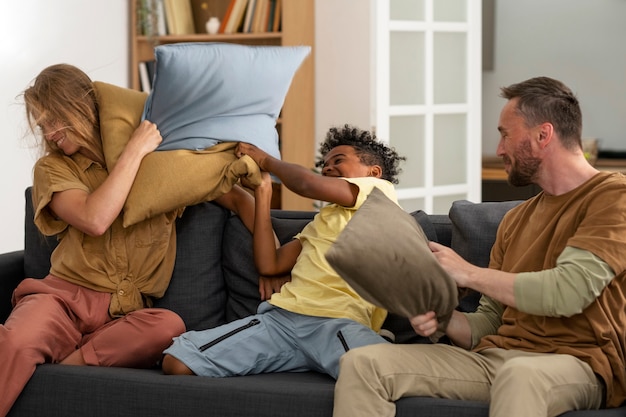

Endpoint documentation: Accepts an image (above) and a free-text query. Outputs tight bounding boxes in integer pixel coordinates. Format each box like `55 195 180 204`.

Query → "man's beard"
507 140 541 187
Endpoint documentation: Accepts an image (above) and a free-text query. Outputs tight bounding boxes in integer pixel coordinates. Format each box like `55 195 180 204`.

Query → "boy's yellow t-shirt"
269 176 398 331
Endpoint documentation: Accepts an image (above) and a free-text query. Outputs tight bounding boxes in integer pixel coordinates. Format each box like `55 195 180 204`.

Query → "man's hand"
429 241 517 309
428 241 479 289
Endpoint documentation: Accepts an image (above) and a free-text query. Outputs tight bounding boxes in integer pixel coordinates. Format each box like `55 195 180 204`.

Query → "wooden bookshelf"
128 0 315 210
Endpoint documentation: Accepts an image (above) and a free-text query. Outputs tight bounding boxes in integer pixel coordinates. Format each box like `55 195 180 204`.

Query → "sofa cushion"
449 199 523 268
154 202 230 331
449 199 523 313
11 364 337 417
221 215 262 322
144 42 311 158
12 359 626 417
221 212 314 323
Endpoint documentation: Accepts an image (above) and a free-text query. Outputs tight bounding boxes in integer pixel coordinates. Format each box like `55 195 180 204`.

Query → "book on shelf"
217 0 279 34
242 0 257 33
163 0 195 35
145 60 156 83
265 0 276 32
251 0 266 33
224 0 248 34
272 0 281 32
218 0 236 33
251 0 279 33
156 0 168 35
138 62 152 93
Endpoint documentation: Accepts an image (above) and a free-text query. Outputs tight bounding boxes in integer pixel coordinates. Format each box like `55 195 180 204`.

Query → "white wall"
481 0 626 155
314 0 372 146
0 0 127 253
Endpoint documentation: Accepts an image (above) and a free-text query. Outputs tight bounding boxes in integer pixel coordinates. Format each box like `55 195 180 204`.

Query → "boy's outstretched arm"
249 171 302 277
214 184 256 233
216 176 292 299
235 143 359 207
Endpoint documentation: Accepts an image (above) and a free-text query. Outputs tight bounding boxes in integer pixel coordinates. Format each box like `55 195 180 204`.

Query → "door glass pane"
400 197 425 213
390 115 425 188
433 32 466 104
434 194 466 215
433 0 467 22
434 114 466 185
390 0 424 21
390 32 425 106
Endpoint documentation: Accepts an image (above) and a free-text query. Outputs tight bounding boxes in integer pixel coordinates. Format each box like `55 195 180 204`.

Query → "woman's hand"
125 120 163 158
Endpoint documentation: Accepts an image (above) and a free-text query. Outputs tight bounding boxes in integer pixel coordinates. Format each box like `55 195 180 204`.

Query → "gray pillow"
449 199 523 314
221 215 262 323
221 213 314 323
154 201 229 331
450 200 523 268
325 187 457 341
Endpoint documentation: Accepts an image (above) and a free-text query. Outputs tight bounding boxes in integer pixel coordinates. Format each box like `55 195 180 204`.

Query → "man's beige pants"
333 343 604 417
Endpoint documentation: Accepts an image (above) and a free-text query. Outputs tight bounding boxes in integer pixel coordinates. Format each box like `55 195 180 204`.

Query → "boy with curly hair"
162 124 405 379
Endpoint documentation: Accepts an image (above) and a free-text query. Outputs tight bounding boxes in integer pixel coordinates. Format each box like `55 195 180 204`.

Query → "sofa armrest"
0 250 24 323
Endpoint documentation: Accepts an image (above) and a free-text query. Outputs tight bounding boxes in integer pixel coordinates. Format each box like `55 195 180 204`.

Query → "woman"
0 63 258 417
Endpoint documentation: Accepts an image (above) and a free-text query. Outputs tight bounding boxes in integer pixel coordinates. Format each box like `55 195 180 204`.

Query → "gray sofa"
1 188 625 417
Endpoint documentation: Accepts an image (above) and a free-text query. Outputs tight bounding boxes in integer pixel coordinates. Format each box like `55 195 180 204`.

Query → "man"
333 77 626 417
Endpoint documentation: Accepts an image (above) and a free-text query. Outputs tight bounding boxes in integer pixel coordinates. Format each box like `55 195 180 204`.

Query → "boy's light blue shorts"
163 302 388 379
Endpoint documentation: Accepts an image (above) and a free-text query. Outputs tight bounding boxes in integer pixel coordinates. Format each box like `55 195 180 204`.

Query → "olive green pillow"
93 81 261 227
93 81 147 170
325 187 458 341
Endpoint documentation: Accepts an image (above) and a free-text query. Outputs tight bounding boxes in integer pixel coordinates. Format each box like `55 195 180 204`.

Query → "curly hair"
315 124 406 184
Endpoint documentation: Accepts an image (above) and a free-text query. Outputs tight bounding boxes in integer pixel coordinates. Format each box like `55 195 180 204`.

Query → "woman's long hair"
23 64 103 164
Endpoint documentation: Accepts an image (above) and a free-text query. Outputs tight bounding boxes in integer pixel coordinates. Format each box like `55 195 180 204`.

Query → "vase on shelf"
206 17 220 35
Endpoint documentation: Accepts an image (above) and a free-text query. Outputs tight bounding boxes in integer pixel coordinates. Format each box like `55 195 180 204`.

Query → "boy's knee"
162 354 195 375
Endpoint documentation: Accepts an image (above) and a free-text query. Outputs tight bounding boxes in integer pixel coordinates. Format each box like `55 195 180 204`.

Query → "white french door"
371 0 482 214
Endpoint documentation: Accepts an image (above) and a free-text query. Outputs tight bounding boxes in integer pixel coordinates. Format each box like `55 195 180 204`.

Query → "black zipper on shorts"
337 330 350 352
199 318 261 352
